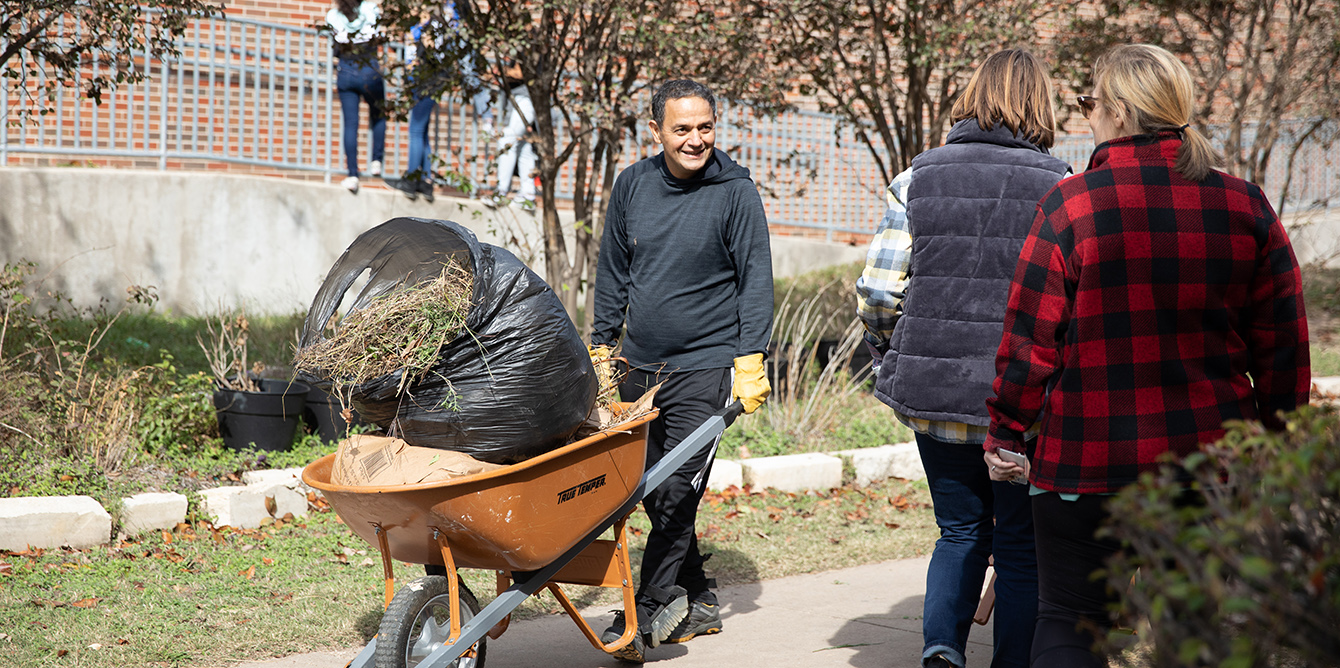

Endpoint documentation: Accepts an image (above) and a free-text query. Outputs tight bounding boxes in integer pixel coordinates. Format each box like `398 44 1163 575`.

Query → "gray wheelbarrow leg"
349 401 744 668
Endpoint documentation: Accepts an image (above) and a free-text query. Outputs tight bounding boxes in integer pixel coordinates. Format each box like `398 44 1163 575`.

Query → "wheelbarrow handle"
720 399 745 426
637 399 743 501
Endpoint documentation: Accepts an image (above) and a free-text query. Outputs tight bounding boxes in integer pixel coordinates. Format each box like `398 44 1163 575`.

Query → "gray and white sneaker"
601 611 646 663
599 593 689 663
665 600 722 643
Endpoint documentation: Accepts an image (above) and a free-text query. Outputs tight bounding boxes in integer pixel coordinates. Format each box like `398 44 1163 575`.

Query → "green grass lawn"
0 477 935 668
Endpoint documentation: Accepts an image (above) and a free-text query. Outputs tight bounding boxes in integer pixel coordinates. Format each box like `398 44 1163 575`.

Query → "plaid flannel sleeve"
987 207 1070 449
1245 190 1311 427
856 167 914 345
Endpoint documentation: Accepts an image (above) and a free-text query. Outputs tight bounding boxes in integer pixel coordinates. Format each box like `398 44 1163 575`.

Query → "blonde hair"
951 49 1058 149
1093 44 1223 182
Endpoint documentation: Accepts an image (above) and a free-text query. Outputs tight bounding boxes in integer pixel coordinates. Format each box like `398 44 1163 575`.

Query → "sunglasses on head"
1076 95 1100 119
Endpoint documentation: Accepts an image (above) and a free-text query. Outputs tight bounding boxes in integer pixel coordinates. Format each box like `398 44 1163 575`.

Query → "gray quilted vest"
873 119 1070 425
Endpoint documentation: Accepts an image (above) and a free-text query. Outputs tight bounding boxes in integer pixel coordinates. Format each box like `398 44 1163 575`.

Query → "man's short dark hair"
652 79 717 125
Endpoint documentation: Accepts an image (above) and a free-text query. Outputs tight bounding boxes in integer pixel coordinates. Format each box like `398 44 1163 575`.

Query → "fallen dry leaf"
71 598 100 608
262 557 274 566
0 562 12 576
161 531 173 544
239 566 255 579
88 643 103 650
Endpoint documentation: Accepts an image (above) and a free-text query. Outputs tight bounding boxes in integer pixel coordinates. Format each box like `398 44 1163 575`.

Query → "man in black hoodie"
591 79 774 663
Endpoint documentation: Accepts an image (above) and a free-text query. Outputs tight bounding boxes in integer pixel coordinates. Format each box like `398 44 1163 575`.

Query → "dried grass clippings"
294 262 474 405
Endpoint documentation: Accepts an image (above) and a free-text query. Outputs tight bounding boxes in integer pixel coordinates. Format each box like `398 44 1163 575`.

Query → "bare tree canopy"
752 0 1054 187
2 0 222 116
1054 0 1340 205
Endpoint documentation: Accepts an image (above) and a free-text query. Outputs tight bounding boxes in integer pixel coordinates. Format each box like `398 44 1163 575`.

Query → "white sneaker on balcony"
368 160 383 177
341 176 359 193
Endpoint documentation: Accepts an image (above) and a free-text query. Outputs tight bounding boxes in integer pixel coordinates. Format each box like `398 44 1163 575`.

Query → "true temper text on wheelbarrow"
557 474 607 504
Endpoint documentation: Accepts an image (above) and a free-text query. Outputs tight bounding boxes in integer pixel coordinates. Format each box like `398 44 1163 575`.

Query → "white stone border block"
120 492 188 535
0 495 111 550
741 453 843 493
707 459 743 490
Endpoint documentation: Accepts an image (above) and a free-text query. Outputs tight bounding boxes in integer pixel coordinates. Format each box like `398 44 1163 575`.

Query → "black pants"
1030 492 1122 668
621 366 732 612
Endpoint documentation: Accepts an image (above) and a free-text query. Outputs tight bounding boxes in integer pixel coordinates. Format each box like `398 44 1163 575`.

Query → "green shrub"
1101 406 1340 666
0 259 325 502
136 360 217 455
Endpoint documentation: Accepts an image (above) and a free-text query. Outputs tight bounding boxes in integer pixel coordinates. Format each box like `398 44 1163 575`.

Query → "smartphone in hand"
996 448 1030 485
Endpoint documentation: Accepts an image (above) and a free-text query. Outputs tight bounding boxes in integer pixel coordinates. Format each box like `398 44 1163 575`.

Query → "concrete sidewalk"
227 556 999 668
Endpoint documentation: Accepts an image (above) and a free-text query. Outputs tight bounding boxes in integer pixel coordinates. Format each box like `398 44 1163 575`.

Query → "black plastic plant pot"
213 378 311 452
302 385 365 443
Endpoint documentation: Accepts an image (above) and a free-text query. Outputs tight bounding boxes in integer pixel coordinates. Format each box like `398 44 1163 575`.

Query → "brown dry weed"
293 262 474 401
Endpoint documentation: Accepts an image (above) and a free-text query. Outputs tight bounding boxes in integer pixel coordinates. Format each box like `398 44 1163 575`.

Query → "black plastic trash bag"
298 217 597 464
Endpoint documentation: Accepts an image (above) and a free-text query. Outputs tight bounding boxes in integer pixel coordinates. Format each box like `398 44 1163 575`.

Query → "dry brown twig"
197 312 260 392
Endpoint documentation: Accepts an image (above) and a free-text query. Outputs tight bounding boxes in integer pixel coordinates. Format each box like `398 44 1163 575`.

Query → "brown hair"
1093 44 1223 182
951 49 1058 149
336 0 359 21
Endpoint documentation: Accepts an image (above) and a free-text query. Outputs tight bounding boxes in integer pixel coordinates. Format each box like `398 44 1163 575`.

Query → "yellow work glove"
589 345 615 394
732 353 771 414
588 344 613 366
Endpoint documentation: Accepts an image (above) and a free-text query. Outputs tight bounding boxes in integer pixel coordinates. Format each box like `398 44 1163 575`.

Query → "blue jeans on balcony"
336 59 385 177
404 93 436 182
916 433 1037 668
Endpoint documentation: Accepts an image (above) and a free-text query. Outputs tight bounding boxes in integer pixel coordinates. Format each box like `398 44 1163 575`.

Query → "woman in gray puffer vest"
855 49 1070 668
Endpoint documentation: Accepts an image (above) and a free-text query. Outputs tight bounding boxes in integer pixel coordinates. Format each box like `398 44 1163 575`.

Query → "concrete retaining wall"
0 167 866 316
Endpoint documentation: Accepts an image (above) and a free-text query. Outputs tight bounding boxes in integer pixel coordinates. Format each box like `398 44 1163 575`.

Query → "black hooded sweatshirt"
591 148 773 371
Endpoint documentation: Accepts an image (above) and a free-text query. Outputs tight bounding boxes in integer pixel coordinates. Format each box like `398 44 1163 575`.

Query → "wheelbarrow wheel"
375 575 486 668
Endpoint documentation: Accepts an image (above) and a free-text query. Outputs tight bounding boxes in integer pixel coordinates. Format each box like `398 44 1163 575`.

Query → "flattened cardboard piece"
606 382 661 429
331 434 506 487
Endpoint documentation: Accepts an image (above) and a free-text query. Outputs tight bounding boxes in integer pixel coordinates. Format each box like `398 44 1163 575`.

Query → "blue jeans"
917 433 1037 668
405 94 436 181
336 60 385 177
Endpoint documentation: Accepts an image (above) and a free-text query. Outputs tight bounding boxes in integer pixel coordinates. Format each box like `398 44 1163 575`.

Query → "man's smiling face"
649 96 716 179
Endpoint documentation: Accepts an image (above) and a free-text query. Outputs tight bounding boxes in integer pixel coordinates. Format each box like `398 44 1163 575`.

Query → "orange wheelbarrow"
302 401 744 668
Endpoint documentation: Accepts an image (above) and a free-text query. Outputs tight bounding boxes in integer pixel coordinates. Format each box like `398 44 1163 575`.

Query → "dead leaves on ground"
696 483 928 543
28 597 100 609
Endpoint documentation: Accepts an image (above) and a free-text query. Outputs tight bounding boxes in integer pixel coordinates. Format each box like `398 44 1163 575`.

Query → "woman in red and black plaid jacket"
982 44 1310 666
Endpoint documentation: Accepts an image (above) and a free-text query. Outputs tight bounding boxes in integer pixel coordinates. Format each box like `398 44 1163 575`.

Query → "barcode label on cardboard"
359 446 391 480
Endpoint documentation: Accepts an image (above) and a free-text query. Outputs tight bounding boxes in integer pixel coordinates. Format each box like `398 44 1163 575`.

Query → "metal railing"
3 12 1335 237
0 12 497 183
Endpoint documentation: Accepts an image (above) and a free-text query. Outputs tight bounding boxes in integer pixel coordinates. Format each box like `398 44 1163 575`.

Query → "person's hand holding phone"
984 447 1028 484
